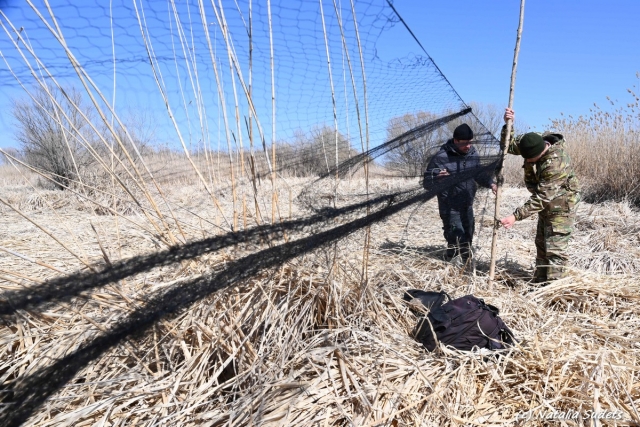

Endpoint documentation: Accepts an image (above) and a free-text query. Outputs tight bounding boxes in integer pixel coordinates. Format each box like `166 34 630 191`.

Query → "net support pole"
489 0 525 283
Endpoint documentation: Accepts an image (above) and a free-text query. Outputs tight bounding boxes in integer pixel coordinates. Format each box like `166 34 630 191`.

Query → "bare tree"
469 101 529 137
0 147 20 165
384 104 530 178
468 101 504 138
95 109 156 173
280 126 357 176
384 111 447 177
12 85 94 189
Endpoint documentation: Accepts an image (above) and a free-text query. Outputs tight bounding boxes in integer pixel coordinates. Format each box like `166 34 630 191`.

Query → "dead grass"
0 175 639 426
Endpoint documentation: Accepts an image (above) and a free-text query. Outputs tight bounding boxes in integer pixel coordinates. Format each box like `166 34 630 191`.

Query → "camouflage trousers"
534 192 580 281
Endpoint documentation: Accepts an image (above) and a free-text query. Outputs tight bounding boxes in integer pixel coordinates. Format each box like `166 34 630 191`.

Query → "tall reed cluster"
551 73 640 205
490 76 640 205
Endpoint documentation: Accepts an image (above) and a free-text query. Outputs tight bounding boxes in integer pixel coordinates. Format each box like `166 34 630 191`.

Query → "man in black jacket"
424 124 496 263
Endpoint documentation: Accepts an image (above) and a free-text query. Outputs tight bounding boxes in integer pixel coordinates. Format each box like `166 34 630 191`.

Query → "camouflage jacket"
501 126 580 221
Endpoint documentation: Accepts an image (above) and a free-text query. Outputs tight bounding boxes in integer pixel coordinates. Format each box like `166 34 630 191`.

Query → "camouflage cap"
519 132 546 159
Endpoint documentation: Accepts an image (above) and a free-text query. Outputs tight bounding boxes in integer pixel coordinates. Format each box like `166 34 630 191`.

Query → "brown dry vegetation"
503 73 640 207
1 162 639 426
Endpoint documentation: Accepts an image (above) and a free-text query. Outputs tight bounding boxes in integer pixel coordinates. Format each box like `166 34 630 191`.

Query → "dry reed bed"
0 178 639 426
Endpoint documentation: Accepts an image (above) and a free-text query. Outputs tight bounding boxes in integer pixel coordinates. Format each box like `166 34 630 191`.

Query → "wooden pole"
489 0 525 283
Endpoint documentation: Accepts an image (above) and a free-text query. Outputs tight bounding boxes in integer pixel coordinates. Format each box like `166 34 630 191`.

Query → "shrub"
12 85 95 190
279 126 358 177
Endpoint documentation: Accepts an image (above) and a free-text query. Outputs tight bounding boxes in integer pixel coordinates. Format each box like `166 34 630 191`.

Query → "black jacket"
424 139 494 210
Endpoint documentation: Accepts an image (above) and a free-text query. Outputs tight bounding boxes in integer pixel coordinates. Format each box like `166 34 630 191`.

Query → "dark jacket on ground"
423 139 494 212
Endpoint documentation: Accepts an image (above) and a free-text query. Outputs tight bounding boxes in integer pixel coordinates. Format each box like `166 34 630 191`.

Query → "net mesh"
0 0 503 424
0 0 499 182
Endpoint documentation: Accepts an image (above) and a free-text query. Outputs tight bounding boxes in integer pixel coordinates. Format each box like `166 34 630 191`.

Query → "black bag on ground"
402 289 450 313
404 290 515 352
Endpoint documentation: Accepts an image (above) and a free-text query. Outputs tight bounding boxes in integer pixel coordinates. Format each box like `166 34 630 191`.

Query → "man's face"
453 139 472 154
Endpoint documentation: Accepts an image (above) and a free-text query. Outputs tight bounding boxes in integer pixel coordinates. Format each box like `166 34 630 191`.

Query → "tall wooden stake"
489 0 525 283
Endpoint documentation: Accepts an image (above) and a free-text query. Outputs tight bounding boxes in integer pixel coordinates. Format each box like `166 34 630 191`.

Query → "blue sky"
390 0 640 131
0 0 638 151
1 0 464 152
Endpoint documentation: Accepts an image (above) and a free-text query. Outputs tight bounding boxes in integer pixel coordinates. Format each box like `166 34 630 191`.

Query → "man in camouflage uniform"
499 108 580 283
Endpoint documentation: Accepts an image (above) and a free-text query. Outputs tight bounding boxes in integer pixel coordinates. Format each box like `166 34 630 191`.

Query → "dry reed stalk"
318 0 340 190
208 0 272 176
169 2 217 192
221 21 241 232
243 193 247 230
229 61 246 179
332 0 362 185
39 2 190 245
244 0 264 228
267 0 278 225
136 0 233 233
0 268 43 285
10 16 194 251
348 0 372 283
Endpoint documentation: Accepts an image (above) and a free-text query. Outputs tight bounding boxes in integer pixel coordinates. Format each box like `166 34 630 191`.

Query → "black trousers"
439 205 474 260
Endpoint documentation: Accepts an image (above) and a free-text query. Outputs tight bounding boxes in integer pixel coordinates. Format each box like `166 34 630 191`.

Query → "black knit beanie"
453 123 473 141
519 132 546 159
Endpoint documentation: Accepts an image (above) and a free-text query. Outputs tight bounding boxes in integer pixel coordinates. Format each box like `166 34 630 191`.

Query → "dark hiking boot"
444 247 457 261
